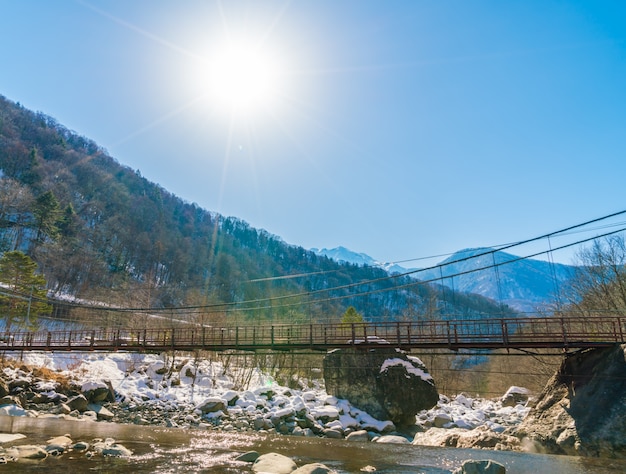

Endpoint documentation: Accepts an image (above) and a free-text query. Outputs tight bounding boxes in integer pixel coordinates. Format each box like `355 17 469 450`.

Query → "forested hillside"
0 95 518 327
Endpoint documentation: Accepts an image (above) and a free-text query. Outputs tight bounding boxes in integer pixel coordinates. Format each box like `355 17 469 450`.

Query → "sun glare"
200 39 283 118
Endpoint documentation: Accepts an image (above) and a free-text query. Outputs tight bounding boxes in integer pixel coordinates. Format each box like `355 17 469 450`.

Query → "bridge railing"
0 316 625 351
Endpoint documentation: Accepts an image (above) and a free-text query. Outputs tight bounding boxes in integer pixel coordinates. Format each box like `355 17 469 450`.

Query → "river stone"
346 430 369 442
252 452 298 473
434 413 453 428
501 386 530 407
323 428 343 439
0 381 8 398
197 397 226 414
73 441 90 451
292 463 337 474
87 403 115 420
0 433 26 443
374 434 410 444
516 344 626 457
236 450 260 462
67 394 89 412
324 347 438 427
6 444 48 459
46 435 72 448
83 384 112 403
102 444 133 457
94 439 133 457
452 459 506 474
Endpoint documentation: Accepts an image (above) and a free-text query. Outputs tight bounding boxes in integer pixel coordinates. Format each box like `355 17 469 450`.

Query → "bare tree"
564 235 626 317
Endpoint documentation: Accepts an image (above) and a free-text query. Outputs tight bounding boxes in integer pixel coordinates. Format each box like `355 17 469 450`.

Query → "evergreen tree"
33 190 61 243
0 251 51 330
341 306 364 323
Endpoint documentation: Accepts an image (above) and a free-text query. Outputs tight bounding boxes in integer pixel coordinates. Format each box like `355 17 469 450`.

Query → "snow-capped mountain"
313 246 577 314
417 248 577 314
311 246 412 275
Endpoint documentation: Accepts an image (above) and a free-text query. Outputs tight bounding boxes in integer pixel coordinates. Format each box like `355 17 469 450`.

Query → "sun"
199 39 284 118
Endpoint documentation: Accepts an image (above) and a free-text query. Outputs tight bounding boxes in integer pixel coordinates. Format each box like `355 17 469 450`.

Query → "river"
1 416 625 473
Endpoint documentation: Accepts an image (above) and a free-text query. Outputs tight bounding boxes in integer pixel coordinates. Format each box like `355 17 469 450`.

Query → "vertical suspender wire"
547 235 563 314
449 275 457 318
492 252 506 317
439 265 448 318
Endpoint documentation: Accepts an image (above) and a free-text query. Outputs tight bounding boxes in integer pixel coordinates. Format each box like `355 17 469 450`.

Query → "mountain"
311 246 412 275
0 95 517 326
314 246 577 314
418 248 576 313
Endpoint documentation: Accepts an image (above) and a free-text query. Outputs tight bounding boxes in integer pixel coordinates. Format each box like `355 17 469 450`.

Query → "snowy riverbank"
0 351 531 456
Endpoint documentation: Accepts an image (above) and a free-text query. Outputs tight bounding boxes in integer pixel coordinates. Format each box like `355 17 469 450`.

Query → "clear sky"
1 1 625 266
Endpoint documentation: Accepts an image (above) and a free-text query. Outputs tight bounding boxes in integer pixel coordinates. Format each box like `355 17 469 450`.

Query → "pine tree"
0 251 51 330
341 306 364 323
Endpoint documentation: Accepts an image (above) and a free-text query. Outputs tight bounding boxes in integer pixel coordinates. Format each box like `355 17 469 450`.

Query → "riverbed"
2 416 625 473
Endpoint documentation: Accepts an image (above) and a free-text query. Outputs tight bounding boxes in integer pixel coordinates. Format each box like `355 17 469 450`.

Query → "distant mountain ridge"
313 246 577 313
311 246 411 275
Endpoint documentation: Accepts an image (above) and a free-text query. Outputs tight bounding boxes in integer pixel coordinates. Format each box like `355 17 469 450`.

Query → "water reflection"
1 416 624 473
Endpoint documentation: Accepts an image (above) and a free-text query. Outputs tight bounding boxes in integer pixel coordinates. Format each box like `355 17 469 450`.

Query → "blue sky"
1 1 625 266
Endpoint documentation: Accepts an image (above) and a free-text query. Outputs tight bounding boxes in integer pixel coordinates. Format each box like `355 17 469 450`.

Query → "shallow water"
1 416 625 473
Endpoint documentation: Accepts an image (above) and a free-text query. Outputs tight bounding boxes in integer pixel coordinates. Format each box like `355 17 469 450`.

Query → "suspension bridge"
0 316 624 353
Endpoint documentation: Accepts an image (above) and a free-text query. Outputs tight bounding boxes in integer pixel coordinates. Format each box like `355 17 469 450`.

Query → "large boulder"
516 344 626 457
323 347 438 427
252 452 298 473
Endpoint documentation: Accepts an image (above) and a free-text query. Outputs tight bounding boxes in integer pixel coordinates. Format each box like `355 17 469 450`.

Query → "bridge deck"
1 316 624 353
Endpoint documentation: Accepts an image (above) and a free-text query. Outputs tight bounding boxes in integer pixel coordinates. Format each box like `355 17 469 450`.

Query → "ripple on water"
1 417 626 473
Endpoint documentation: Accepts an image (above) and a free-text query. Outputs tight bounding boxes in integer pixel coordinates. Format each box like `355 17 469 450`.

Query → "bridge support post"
501 320 509 347
560 317 568 348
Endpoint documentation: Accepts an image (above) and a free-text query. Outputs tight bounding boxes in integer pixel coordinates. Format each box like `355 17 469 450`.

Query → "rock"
9 378 30 391
292 462 337 473
516 344 626 457
73 441 90 452
413 426 520 450
87 403 115 420
93 438 133 457
346 430 370 442
0 395 21 407
67 394 89 412
6 444 48 459
46 435 72 448
501 386 530 407
82 410 98 421
324 347 438 427
82 382 113 403
434 413 453 428
323 428 343 439
374 435 409 444
0 381 9 398
0 404 30 417
197 397 226 414
0 433 26 443
252 452 298 473
452 459 506 474
236 450 260 462
102 444 133 457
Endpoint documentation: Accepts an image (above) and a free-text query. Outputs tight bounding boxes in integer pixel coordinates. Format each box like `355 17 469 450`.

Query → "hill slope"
417 248 576 313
